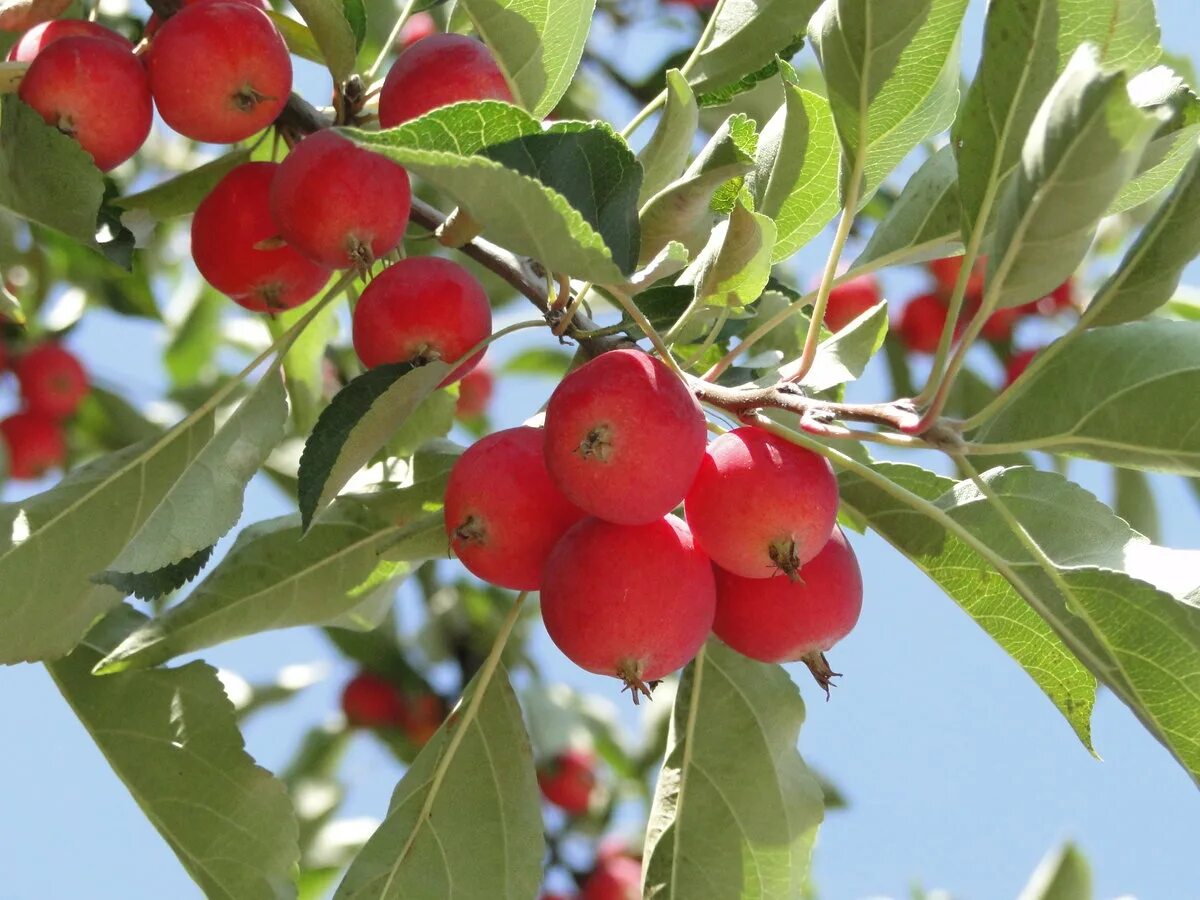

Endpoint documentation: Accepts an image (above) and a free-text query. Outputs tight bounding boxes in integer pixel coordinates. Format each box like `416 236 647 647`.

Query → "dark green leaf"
93 545 215 601
298 361 451 530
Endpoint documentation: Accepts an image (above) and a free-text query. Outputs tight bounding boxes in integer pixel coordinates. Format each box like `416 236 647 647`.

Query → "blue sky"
3 2 1199 898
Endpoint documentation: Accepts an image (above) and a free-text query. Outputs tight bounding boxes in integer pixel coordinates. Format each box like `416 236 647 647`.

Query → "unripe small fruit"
191 162 331 312
401 692 444 747
270 130 412 269
543 349 706 525
685 426 838 580
444 427 586 590
18 36 152 172
455 364 493 420
7 19 132 62
540 514 716 700
1005 348 1038 387
379 33 513 128
0 412 66 480
537 749 596 815
340 672 406 729
147 1 291 143
351 256 492 386
713 527 863 694
896 292 948 354
823 274 880 332
14 342 89 419
581 855 641 900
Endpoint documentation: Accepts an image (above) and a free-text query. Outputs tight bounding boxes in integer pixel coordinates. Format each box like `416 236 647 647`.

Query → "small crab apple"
538 749 597 815
191 162 331 312
270 130 412 270
147 0 291 144
581 855 641 900
713 527 863 694
378 33 513 127
401 692 444 746
340 671 406 729
7 19 131 62
540 514 716 701
0 412 66 480
398 11 436 48
543 349 706 525
823 274 880 332
144 0 267 39
455 364 493 420
980 306 1020 342
1020 278 1074 316
928 254 985 300
352 256 492 386
685 426 839 580
445 427 586 590
14 342 89 419
1005 348 1039 387
17 36 152 172
896 292 948 354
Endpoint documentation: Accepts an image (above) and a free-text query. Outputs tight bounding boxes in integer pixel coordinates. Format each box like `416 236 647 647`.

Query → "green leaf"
1061 0 1160 72
969 320 1200 474
1111 66 1200 213
854 145 960 270
798 299 887 392
686 0 822 97
344 106 641 282
838 462 1097 747
986 46 1163 310
103 371 287 580
290 0 362 82
0 280 24 324
298 361 451 530
1085 150 1200 327
0 94 103 244
460 0 595 118
809 0 968 203
95 477 453 673
0 367 286 664
165 291 224 388
501 347 573 376
114 149 252 220
266 10 327 65
640 114 756 265
270 299 338 432
49 608 299 900
638 70 699 206
642 640 824 899
93 545 215 602
677 191 776 309
333 664 542 899
749 71 840 263
1114 467 1160 544
1018 844 1092 900
931 467 1200 784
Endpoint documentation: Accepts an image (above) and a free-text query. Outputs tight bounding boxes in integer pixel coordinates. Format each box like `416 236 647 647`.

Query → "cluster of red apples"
339 670 446 748
445 348 864 701
0 342 89 481
823 256 1070 387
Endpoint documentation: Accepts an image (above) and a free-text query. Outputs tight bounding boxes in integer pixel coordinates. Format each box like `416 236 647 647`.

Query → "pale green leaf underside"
970 320 1200 474
986 46 1163 309
115 149 252 220
799 299 888 392
334 665 542 899
1086 149 1200 328
638 69 700 206
289 0 359 83
854 144 961 270
686 0 822 96
51 609 299 900
1017 843 1092 900
642 640 824 900
677 196 776 309
462 0 596 118
837 462 1097 747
